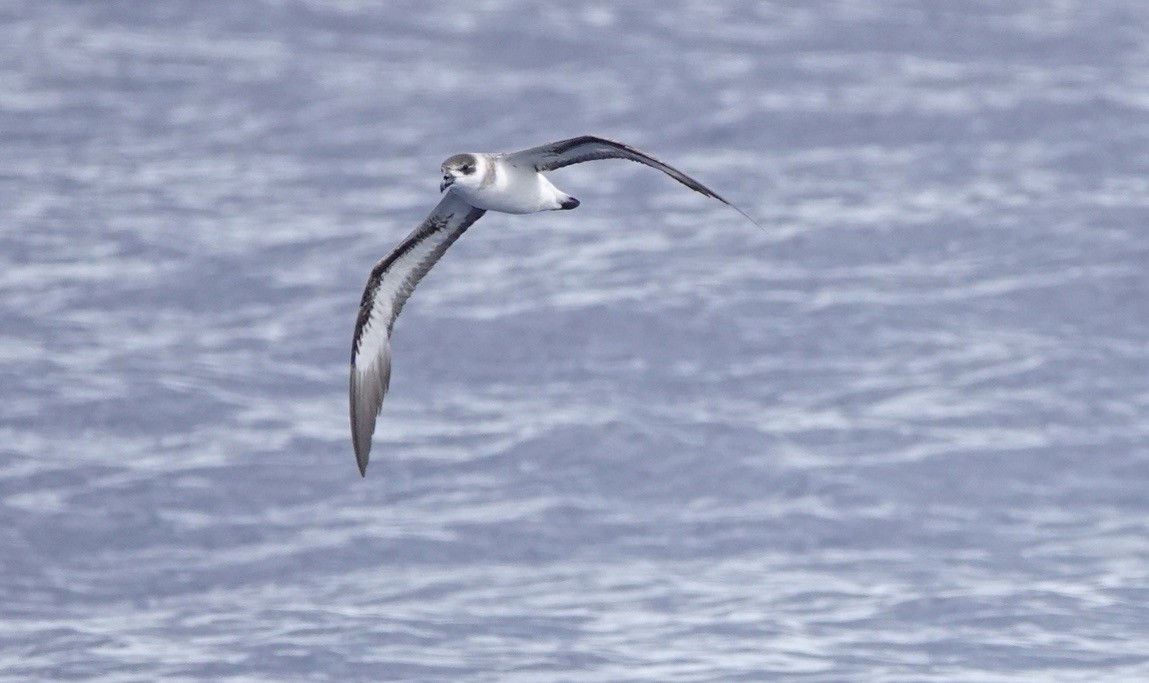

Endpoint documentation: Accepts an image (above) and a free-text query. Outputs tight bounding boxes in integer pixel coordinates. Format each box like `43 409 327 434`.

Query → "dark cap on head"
442 153 478 169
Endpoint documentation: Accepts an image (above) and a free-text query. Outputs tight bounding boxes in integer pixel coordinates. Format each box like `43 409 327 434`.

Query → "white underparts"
452 157 569 214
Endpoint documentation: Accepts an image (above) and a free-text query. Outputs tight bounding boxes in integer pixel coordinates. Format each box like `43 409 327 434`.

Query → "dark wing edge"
507 135 762 229
350 195 486 476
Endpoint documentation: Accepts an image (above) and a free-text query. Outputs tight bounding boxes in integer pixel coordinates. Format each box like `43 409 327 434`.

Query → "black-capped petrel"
350 135 758 476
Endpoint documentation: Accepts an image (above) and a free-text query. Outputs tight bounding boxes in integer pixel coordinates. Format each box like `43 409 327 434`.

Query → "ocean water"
2 1 1149 680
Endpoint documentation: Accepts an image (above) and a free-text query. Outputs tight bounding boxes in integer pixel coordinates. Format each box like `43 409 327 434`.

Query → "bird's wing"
350 192 486 476
505 135 759 227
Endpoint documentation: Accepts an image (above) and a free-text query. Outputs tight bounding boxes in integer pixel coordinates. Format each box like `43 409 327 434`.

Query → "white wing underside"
350 193 485 475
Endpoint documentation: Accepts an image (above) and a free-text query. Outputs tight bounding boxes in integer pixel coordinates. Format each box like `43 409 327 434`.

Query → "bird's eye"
461 165 474 174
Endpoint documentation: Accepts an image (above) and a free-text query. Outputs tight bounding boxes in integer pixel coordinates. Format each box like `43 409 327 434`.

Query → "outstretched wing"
350 193 486 476
506 135 759 227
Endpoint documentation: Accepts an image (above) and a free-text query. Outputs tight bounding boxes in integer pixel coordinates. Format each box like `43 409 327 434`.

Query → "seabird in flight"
350 135 757 476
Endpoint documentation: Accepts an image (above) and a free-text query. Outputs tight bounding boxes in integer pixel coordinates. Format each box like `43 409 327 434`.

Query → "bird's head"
440 153 483 193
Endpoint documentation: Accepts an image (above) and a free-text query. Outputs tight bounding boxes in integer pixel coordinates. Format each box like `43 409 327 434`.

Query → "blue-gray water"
3 2 1148 681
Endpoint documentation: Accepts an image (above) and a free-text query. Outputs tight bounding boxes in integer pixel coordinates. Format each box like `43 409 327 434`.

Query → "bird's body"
441 153 575 214
350 135 756 476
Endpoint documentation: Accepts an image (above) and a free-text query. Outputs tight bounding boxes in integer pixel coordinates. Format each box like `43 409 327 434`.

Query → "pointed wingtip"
355 446 369 477
350 358 387 480
710 190 765 232
738 206 767 232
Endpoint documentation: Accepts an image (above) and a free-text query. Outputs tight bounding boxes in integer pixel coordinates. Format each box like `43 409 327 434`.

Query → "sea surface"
3 2 1149 681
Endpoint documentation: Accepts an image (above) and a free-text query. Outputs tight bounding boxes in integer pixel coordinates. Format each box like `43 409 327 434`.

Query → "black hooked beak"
440 175 453 193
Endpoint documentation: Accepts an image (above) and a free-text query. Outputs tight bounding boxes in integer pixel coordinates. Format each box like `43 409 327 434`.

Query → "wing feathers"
506 135 760 228
350 193 485 475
